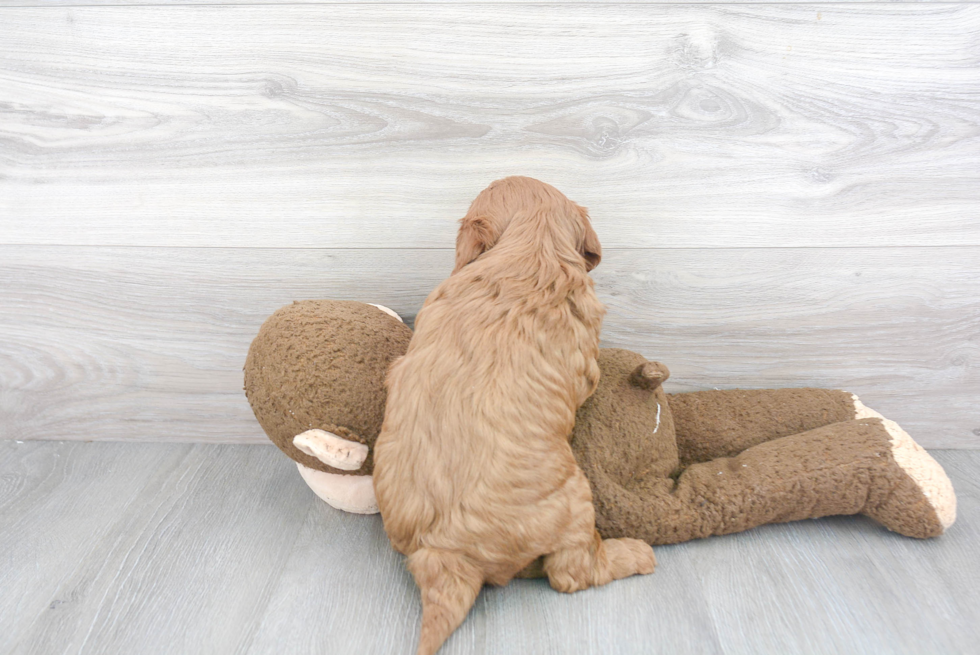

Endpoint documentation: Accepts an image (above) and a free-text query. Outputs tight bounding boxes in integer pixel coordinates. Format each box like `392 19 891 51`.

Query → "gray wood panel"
0 0 968 5
1 245 977 448
1 441 977 655
1 5 978 248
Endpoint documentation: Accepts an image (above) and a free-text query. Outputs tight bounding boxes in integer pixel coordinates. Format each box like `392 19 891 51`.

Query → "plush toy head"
244 300 412 476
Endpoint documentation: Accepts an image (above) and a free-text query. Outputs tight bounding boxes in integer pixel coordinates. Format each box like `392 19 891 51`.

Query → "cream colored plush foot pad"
852 394 956 531
852 395 885 420
881 418 956 530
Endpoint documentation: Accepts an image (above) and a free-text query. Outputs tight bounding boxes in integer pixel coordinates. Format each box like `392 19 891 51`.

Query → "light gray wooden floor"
1 440 976 655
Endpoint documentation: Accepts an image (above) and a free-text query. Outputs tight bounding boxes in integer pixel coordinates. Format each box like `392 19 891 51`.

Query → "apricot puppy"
374 177 656 655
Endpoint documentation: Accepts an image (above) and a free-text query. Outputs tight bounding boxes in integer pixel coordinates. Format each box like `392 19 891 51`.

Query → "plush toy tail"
407 548 483 655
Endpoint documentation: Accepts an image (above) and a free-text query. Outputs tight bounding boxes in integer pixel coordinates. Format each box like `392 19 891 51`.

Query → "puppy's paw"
606 538 656 577
546 570 588 594
627 539 657 575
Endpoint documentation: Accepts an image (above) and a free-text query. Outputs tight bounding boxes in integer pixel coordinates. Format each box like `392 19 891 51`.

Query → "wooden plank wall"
1 4 978 447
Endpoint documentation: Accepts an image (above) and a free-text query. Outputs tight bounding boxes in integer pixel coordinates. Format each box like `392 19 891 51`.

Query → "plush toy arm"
593 417 955 545
668 388 866 467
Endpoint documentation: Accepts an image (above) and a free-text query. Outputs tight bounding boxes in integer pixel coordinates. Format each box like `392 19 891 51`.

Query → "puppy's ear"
578 206 602 272
453 214 498 274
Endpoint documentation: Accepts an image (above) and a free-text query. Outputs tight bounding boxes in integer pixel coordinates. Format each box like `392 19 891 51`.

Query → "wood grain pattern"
1 5 978 248
0 441 193 653
1 245 977 448
1 441 977 655
0 441 315 655
0 0 969 5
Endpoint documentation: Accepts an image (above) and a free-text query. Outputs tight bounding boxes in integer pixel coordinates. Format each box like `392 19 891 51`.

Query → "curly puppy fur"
374 177 656 655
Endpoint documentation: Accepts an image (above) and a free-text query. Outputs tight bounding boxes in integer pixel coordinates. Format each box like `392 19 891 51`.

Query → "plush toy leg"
669 388 878 467
594 418 955 544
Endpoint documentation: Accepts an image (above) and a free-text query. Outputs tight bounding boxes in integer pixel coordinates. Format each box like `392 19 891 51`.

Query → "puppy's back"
375 178 653 655
376 257 599 557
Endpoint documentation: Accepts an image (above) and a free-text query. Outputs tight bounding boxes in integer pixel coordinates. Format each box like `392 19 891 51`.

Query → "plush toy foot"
860 417 956 537
296 463 379 514
849 395 956 536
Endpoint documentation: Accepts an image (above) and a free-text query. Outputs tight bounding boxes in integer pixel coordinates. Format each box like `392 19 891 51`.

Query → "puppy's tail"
407 548 483 655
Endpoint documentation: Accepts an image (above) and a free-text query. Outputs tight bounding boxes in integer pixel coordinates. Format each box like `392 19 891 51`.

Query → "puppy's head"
453 176 602 274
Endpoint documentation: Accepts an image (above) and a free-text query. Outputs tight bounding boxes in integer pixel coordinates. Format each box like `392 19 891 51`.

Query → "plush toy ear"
578 206 602 272
453 214 499 273
630 361 670 390
294 428 369 471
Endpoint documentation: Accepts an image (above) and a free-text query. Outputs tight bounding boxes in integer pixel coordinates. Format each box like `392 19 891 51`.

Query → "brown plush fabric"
244 301 953 542
572 349 679 493
572 349 948 543
584 415 945 544
244 300 413 475
669 388 857 467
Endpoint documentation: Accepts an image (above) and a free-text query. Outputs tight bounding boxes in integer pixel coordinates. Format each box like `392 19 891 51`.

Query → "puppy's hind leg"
543 469 655 593
408 548 484 655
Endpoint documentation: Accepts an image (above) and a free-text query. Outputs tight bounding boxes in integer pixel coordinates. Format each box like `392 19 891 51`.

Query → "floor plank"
0 441 193 652
1 5 978 248
0 441 314 655
0 442 976 655
2 245 977 448
0 0 966 6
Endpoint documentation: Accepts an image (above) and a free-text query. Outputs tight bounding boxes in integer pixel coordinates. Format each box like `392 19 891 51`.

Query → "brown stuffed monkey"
244 300 955 542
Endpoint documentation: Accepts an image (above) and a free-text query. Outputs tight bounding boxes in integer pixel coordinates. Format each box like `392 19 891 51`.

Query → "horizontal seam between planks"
1 2 979 6
2 244 980 251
